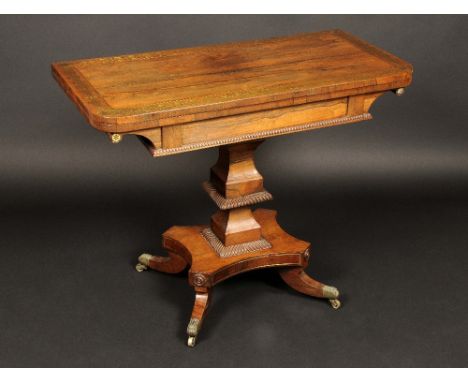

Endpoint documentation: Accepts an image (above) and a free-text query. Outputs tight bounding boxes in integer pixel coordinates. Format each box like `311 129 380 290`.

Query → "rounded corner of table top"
52 60 122 132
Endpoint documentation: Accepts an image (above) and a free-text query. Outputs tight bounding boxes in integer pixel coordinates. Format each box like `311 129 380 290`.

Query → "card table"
52 29 412 347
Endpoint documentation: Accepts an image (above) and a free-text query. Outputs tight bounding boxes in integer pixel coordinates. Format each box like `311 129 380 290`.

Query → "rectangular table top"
52 29 412 134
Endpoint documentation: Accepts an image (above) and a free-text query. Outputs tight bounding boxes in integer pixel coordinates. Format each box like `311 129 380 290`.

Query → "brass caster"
187 336 197 347
329 299 341 310
322 285 339 299
135 263 148 272
187 317 200 347
136 253 153 272
110 133 122 144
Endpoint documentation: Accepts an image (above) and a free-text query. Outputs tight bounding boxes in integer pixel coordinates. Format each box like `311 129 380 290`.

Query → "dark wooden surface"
52 29 412 133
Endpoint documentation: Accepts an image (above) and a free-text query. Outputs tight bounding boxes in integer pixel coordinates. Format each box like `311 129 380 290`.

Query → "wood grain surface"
52 29 412 133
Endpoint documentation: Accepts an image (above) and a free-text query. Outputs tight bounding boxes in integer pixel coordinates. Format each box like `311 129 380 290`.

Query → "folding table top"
52 29 412 134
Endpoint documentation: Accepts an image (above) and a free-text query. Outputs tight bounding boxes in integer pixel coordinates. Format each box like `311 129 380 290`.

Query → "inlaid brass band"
202 181 273 210
201 228 271 258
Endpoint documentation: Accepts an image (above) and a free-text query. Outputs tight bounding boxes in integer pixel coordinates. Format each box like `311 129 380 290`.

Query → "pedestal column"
135 140 341 347
202 140 273 257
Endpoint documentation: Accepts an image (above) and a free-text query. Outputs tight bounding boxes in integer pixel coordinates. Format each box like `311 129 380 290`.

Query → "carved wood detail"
201 227 271 258
203 181 273 210
141 113 372 157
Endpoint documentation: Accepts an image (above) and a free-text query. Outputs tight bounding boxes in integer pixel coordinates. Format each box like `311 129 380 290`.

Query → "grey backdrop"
1 15 467 367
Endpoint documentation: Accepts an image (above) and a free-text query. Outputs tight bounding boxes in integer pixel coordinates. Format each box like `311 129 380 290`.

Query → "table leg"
278 267 341 309
187 288 212 347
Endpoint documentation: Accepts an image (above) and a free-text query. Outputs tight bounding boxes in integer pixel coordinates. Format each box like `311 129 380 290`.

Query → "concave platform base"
136 209 341 347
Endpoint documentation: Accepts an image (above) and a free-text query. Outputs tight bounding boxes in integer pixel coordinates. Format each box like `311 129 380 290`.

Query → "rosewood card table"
52 29 412 347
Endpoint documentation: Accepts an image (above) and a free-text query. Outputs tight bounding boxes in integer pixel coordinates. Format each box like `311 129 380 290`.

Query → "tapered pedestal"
136 141 341 347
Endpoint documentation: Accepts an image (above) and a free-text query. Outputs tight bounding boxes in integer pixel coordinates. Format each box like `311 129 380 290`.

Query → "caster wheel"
135 263 147 272
329 299 341 310
187 336 197 347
